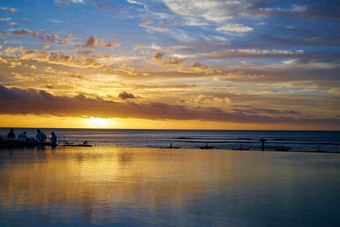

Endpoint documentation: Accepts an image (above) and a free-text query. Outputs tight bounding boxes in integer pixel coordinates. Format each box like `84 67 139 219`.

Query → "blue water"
1 128 339 152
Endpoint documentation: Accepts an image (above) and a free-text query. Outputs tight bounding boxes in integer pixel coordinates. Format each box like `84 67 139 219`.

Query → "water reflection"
0 147 339 226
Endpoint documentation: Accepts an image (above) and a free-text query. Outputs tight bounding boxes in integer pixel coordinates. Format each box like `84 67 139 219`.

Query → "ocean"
1 128 340 226
1 128 339 152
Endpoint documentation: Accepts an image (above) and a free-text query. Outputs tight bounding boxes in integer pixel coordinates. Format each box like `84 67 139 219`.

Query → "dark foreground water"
1 128 340 152
0 146 340 226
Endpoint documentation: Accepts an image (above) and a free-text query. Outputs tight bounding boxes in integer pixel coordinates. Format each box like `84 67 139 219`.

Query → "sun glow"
85 117 116 128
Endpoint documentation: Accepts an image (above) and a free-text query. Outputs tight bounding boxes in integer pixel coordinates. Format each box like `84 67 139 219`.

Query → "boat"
160 143 180 149
276 145 290 151
200 143 215 149
232 144 250 150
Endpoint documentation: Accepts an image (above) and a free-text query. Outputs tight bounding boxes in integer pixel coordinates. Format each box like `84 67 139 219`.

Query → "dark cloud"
78 36 120 49
234 108 299 115
162 57 185 65
0 85 339 126
118 91 136 99
11 30 60 43
11 29 30 36
153 51 165 61
83 36 97 48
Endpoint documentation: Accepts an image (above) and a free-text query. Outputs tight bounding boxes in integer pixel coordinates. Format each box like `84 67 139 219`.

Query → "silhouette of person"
18 131 27 139
36 129 45 144
50 132 57 146
7 129 15 138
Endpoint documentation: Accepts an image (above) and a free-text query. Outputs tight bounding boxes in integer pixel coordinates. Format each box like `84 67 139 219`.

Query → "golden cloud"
139 20 153 26
20 49 103 68
145 27 169 33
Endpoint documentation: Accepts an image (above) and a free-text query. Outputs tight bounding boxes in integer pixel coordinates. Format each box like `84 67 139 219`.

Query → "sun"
85 117 115 128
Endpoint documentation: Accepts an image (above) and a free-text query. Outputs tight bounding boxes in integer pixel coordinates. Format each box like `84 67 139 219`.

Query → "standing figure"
36 129 46 144
50 132 57 147
18 131 27 139
7 129 15 138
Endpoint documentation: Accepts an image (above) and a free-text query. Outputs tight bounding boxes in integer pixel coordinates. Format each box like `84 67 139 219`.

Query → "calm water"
0 146 340 226
1 128 340 152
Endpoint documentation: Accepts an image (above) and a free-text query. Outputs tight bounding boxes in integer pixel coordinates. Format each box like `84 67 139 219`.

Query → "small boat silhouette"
200 143 215 149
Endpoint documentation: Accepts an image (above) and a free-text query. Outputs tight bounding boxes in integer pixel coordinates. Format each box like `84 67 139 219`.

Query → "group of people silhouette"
7 129 57 146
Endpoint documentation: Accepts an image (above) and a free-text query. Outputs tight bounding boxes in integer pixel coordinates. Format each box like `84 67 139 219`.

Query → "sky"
0 0 340 129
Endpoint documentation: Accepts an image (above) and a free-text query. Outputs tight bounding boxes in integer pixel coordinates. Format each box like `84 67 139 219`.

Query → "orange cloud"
139 20 153 26
145 27 169 33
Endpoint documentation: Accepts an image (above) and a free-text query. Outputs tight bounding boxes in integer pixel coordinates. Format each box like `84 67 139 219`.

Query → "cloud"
43 33 59 43
134 44 143 50
217 71 265 81
82 36 96 48
151 51 185 65
139 20 153 26
11 29 60 44
233 108 299 115
19 49 103 68
54 0 85 5
11 29 31 36
152 51 165 61
49 19 64 23
0 18 11 21
76 50 94 55
1 85 339 126
216 24 253 33
21 18 30 22
118 91 136 99
145 26 169 33
78 36 120 48
9 22 19 27
59 33 77 46
1 7 17 13
58 71 85 79
177 61 220 74
161 0 235 23
162 57 185 65
190 95 231 104
201 49 304 59
3 46 24 54
0 31 6 38
41 45 51 51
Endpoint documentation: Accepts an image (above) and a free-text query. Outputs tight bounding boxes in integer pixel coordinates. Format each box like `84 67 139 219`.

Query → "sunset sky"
0 0 339 129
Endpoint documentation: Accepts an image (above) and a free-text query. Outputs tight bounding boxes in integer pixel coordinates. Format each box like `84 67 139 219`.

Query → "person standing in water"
7 129 15 138
36 129 46 144
50 132 57 147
